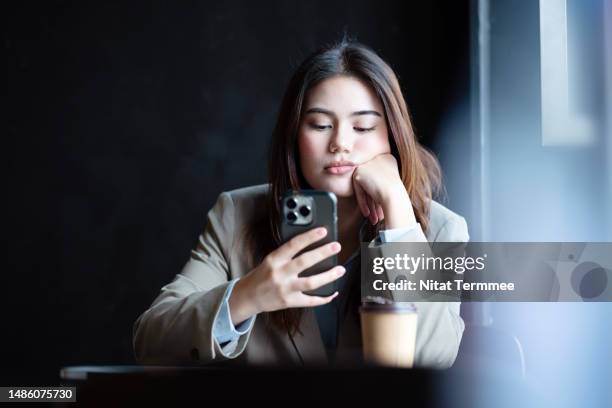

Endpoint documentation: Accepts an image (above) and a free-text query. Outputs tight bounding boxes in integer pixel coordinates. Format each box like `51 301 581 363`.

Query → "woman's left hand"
352 153 417 228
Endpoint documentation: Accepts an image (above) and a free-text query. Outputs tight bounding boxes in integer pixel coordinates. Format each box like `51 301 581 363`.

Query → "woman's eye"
309 124 332 131
354 126 376 133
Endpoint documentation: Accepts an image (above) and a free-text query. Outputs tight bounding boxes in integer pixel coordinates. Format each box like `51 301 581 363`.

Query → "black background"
4 1 469 385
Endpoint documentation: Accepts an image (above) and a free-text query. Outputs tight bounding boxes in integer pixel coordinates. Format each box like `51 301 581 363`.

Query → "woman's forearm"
382 185 417 229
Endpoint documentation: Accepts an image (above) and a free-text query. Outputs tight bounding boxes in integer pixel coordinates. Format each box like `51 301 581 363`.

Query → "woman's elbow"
131 310 176 364
132 312 154 363
416 304 465 369
438 313 465 368
419 329 463 369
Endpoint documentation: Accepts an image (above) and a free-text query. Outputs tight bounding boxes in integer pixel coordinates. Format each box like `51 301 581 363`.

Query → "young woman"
133 40 468 368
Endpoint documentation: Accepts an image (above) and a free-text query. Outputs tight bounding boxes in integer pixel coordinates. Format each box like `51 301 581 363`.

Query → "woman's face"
298 75 391 197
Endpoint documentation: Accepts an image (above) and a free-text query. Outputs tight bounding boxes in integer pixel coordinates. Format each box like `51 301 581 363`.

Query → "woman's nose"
329 128 352 153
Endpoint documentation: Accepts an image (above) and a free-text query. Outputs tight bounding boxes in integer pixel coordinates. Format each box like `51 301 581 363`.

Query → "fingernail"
318 227 327 236
331 242 341 252
338 266 346 275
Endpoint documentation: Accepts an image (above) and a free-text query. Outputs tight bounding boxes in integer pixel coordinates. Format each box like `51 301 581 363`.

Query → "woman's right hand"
228 226 345 325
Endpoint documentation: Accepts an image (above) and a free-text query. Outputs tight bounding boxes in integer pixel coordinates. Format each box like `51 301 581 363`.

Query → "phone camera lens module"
287 211 298 222
287 198 298 209
299 206 311 217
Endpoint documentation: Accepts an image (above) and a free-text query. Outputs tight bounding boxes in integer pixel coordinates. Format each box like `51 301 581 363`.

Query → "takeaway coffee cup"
359 297 418 368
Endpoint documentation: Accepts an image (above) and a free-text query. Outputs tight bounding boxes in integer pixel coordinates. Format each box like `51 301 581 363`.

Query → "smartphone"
280 190 338 297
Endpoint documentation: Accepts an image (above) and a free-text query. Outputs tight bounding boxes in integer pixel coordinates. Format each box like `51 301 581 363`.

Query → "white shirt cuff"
213 278 256 345
379 223 419 243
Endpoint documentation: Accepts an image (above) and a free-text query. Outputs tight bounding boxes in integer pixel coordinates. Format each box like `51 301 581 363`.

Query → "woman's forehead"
304 76 383 115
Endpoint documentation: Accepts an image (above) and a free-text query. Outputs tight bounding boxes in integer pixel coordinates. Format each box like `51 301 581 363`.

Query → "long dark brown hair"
246 39 441 335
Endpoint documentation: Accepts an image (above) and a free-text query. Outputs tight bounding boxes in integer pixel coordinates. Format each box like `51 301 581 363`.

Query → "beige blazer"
133 184 469 368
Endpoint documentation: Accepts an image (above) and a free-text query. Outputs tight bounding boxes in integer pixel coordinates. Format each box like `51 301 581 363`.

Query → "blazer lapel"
289 307 328 366
334 262 365 366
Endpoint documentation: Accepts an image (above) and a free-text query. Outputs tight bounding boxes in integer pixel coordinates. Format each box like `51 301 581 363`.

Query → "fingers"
353 174 382 225
357 182 383 225
367 194 379 225
273 226 328 262
292 265 346 292
296 291 339 307
353 167 383 224
286 241 342 275
353 178 370 218
376 203 384 221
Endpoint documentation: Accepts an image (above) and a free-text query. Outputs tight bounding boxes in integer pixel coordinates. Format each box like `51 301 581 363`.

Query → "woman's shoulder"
427 200 469 242
221 183 270 205
214 184 270 220
223 183 269 198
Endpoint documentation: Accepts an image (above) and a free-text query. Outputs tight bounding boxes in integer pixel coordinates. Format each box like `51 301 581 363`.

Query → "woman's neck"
336 195 363 264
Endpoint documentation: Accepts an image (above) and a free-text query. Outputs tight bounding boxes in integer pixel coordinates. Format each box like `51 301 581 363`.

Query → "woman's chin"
320 180 354 198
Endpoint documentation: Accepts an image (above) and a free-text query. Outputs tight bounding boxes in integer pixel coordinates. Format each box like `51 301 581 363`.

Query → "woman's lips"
325 165 356 175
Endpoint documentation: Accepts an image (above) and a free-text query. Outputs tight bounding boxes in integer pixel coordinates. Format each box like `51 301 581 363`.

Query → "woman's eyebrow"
351 110 382 117
304 107 382 117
